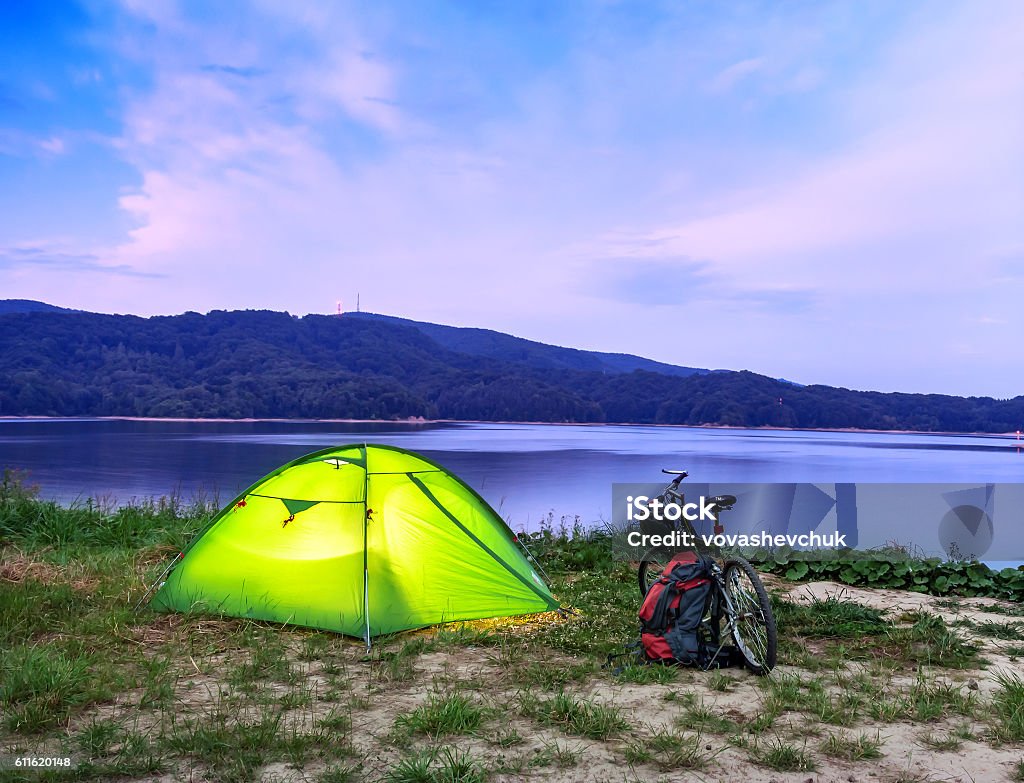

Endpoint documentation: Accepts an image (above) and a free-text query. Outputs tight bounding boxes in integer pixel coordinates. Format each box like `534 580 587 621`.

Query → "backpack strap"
602 641 645 675
643 578 680 634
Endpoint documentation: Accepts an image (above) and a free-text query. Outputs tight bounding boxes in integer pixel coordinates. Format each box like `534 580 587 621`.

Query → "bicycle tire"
637 549 670 597
722 557 777 675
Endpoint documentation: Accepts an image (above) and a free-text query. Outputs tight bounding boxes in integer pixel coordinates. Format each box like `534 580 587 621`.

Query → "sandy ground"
739 580 1023 783
233 584 1024 780
8 580 1024 782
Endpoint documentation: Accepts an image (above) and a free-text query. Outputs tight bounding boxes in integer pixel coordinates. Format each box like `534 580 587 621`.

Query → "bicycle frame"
654 483 728 559
706 565 740 660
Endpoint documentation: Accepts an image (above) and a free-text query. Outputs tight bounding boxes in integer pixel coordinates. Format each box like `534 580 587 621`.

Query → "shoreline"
0 415 1020 438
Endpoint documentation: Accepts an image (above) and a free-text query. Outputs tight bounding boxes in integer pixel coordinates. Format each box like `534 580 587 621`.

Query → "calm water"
1 419 1022 535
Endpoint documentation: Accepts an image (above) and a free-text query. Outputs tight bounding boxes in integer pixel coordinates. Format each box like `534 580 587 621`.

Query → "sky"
1 1 1022 398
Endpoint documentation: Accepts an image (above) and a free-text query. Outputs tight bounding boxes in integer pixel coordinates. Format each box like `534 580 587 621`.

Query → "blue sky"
1 1 1022 397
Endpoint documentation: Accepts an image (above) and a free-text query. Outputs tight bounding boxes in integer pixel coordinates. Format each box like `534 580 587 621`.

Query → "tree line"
0 309 1021 432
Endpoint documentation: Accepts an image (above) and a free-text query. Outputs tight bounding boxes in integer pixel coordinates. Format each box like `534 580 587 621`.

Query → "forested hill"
345 312 707 377
0 303 1021 432
0 300 76 315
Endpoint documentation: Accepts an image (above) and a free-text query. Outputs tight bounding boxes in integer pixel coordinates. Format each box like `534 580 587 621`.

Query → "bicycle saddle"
709 494 736 507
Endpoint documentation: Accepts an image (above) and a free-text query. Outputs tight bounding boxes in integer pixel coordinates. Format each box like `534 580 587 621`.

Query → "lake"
2 419 1022 540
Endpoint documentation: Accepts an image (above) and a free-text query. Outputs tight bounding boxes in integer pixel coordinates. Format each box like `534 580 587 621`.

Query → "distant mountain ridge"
0 300 1020 432
344 312 708 377
0 300 709 379
0 300 77 315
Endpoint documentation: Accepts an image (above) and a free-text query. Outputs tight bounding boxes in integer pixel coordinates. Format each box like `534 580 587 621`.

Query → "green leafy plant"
759 552 1024 602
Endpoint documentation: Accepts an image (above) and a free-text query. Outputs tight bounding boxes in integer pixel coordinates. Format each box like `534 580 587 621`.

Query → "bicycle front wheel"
722 557 777 675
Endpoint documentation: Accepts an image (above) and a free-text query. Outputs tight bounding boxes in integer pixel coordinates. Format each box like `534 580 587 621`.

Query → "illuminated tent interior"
148 444 557 642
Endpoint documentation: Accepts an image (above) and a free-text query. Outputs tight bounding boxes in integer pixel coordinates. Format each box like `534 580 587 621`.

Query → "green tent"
148 444 557 642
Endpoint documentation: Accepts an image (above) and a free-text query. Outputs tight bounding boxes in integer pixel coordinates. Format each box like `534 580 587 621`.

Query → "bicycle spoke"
725 566 770 667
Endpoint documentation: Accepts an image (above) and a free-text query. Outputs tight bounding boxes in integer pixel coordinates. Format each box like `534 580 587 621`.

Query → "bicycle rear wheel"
637 549 669 597
722 557 777 675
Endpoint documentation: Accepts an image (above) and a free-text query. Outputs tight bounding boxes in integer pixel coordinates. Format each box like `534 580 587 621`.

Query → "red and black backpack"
639 552 717 665
604 552 745 672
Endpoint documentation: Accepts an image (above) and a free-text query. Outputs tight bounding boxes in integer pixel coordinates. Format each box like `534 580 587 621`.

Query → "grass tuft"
624 727 716 769
394 693 488 738
163 707 291 783
774 594 889 638
521 690 628 739
754 736 816 771
385 747 486 783
991 672 1024 742
821 731 884 760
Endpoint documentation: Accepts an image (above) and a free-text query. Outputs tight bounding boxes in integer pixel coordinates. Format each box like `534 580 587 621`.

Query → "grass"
511 658 596 688
384 751 436 783
708 671 735 691
907 677 976 722
960 618 1024 640
757 672 865 726
624 726 716 769
864 675 976 724
228 637 297 689
773 593 890 638
976 602 1024 618
0 578 92 646
0 643 99 732
385 747 487 783
821 731 884 760
394 693 489 738
527 739 584 768
67 728 168 780
1 481 1020 781
919 730 965 751
681 703 737 734
163 706 296 783
520 691 628 739
320 763 362 783
613 661 679 684
368 643 427 684
76 717 123 758
886 613 981 669
318 708 353 737
753 736 816 772
991 672 1024 742
773 594 979 670
0 481 212 553
138 654 175 708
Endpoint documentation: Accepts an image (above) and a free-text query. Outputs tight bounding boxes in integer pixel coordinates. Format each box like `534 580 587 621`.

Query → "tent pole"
362 443 371 651
363 566 370 651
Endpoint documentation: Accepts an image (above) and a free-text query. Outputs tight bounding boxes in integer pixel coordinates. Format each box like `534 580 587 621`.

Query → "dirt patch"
0 550 100 591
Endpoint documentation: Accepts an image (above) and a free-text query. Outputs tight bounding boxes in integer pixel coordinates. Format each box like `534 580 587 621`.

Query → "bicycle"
636 469 778 675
